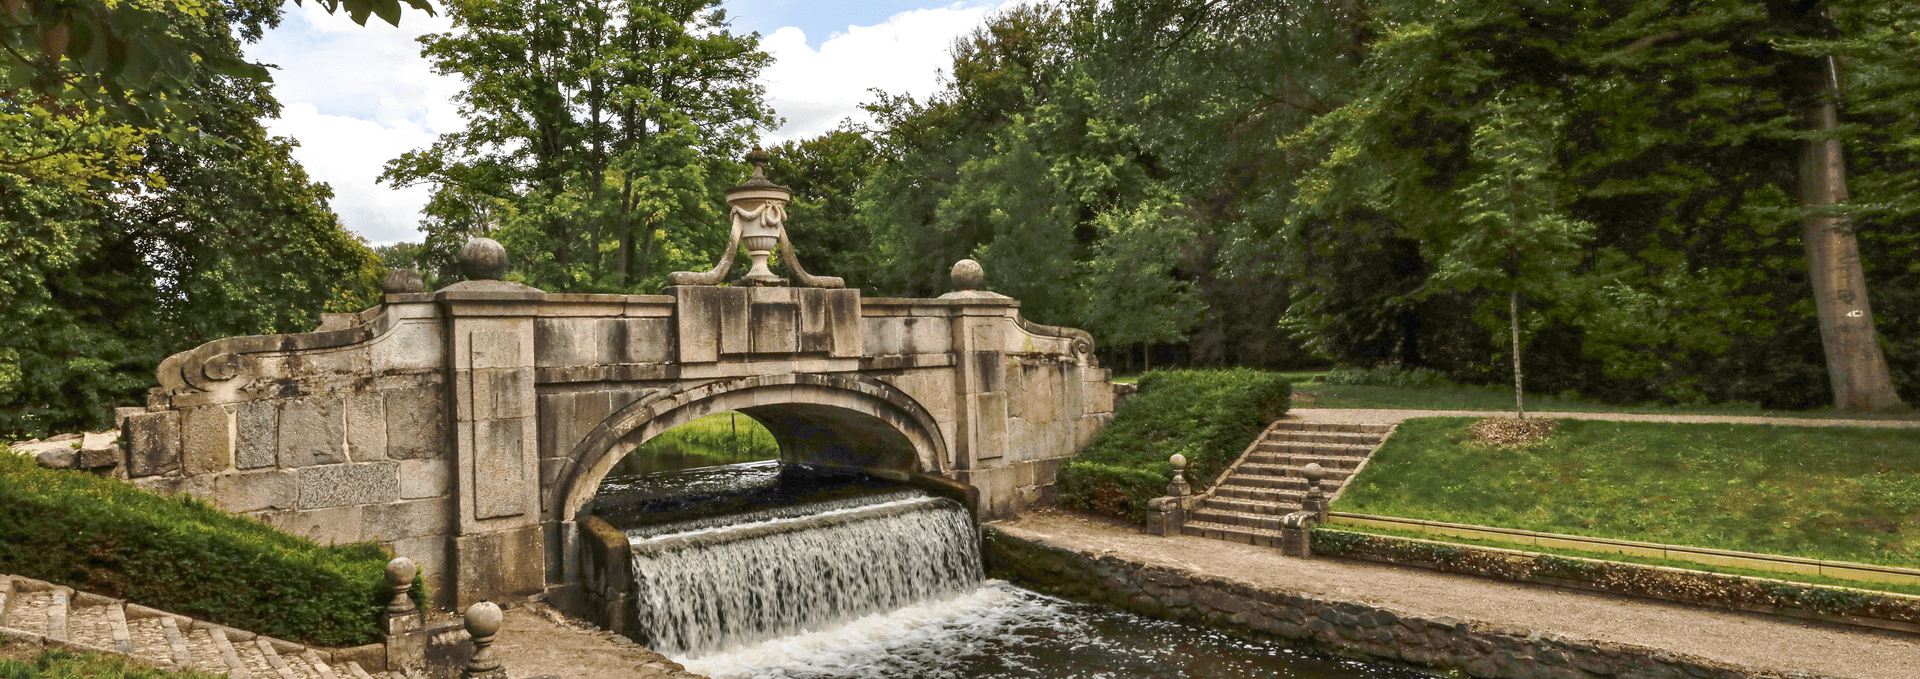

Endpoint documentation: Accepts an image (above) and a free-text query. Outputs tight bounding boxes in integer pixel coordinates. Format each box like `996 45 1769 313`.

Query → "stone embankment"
988 509 1920 679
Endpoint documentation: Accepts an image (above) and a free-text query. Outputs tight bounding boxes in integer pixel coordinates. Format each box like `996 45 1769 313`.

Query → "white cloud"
264 103 440 245
758 3 1014 142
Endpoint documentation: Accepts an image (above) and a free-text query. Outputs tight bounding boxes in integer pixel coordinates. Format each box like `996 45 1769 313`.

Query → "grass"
1334 417 1920 568
632 411 778 461
1295 382 1918 420
0 639 225 678
1326 520 1920 598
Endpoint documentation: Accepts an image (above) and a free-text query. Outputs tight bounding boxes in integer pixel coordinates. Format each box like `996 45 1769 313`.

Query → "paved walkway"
992 508 1919 679
1288 407 1920 428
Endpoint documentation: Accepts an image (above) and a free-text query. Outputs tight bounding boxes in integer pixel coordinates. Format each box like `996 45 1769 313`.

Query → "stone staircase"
1180 422 1394 544
0 573 401 678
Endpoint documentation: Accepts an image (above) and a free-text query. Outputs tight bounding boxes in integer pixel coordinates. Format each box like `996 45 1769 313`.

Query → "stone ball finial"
459 238 509 280
465 601 503 639
1302 462 1325 482
950 259 984 291
383 269 425 294
1169 453 1187 471
385 556 416 588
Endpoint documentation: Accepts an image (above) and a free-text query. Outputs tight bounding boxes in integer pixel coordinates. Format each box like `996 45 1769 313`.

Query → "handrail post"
462 601 508 679
382 557 426 675
1145 454 1192 537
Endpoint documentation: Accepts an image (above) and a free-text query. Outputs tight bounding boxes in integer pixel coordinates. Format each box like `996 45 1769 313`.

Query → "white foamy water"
679 580 1073 679
629 494 982 656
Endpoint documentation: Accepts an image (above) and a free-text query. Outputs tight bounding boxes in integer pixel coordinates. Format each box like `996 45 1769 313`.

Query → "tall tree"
384 0 773 292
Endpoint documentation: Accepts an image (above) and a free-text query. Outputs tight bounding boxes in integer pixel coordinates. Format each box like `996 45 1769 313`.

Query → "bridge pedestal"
440 280 549 609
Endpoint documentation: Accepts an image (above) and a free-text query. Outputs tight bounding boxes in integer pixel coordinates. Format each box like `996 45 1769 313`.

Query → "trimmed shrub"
0 453 422 647
1058 369 1291 523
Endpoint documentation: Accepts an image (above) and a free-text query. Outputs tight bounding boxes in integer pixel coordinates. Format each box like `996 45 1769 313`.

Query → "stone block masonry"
986 528 1854 679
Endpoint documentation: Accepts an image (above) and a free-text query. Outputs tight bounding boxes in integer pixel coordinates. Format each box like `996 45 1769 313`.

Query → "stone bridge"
117 154 1117 610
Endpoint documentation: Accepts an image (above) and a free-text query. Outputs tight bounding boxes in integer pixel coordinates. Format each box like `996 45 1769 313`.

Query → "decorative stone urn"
670 147 843 288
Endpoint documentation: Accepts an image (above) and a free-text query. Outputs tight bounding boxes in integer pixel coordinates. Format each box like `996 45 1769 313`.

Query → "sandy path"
992 508 1920 679
1287 407 1920 428
490 603 708 679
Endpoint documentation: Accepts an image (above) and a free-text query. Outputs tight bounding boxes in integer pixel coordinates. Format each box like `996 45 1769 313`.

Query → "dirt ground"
490 603 708 679
993 507 1920 679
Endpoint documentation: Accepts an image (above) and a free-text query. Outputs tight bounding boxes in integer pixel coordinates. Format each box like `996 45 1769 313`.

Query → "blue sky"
243 0 1013 245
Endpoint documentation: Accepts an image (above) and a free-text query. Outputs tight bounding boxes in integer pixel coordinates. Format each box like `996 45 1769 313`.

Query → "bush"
1318 365 1456 388
0 453 421 647
1058 369 1291 523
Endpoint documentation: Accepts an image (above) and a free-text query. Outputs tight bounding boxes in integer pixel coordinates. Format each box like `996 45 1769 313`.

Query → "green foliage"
1319 365 1455 389
1336 417 1920 567
0 453 421 646
631 411 776 460
1058 369 1290 523
0 646 226 679
384 0 773 294
0 0 383 438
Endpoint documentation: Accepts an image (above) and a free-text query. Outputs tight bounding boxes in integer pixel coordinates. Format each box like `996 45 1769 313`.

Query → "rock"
35 447 77 469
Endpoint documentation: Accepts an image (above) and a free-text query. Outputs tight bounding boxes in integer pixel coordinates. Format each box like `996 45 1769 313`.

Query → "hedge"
0 453 423 647
1058 369 1291 523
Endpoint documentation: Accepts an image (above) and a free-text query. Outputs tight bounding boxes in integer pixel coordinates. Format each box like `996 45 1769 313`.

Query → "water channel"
591 458 1436 679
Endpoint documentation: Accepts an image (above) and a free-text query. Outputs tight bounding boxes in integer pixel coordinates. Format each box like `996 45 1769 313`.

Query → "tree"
0 0 382 436
383 0 773 293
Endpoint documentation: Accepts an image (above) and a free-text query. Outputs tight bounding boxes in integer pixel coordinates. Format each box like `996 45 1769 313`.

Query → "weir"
622 489 980 656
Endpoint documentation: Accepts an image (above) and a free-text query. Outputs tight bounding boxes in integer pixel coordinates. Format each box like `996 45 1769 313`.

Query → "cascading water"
626 490 981 657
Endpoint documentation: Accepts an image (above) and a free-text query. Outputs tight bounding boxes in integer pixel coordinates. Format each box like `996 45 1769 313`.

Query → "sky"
242 0 1016 246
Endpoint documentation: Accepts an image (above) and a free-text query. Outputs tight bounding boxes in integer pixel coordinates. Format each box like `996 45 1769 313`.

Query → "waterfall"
626 491 982 657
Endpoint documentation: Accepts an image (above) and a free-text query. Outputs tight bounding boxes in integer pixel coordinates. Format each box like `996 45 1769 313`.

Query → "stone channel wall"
985 529 1841 679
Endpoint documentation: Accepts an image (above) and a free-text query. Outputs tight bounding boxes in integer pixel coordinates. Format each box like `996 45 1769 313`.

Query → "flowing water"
593 463 1435 679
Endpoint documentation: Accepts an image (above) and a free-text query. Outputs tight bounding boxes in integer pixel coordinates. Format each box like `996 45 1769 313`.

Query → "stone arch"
552 372 948 525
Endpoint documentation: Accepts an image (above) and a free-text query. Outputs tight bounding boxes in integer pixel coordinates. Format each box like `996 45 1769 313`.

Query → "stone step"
160 615 197 669
1245 451 1367 469
0 575 11 627
1192 507 1290 532
185 625 235 674
1271 422 1393 435
7 589 51 635
1264 431 1382 446
47 587 70 642
210 626 253 679
1254 441 1376 458
249 635 320 679
64 597 121 651
1231 463 1352 484
301 650 343 679
1180 520 1286 549
1203 496 1301 516
1212 484 1307 505
345 660 378 679
126 611 177 668
1221 473 1346 494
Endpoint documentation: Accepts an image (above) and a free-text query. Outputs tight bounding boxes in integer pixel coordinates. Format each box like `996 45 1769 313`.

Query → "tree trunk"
1511 289 1526 420
1798 55 1908 411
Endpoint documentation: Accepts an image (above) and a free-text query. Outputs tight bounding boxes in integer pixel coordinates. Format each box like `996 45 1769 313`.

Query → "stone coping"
1328 512 1920 588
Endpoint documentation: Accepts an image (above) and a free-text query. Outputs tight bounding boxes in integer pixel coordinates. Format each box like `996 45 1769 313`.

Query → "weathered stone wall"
125 279 1113 609
986 529 1839 679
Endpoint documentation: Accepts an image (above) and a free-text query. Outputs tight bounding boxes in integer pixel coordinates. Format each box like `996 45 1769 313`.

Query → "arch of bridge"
551 372 948 526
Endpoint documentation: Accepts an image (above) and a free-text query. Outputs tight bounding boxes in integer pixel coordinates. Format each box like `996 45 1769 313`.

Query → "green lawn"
1294 381 1920 422
1335 417 1920 568
0 641 224 678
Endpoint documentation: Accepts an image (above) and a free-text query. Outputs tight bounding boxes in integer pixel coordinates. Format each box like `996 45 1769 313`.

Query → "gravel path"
994 508 1920 679
1288 407 1920 428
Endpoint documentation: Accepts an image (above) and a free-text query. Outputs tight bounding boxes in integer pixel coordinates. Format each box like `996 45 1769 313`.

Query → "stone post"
1280 511 1315 558
1145 453 1191 537
439 238 548 609
382 557 426 675
1301 462 1328 523
942 259 1019 517
461 601 507 679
